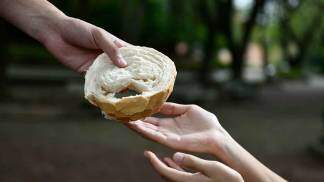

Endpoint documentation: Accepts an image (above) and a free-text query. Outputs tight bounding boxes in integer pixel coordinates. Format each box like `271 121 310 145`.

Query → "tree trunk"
231 48 244 80
279 0 323 70
230 0 265 80
200 27 215 85
288 56 302 69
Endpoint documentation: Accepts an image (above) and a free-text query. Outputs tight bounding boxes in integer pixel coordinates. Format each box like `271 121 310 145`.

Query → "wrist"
210 132 285 181
209 128 240 161
36 10 68 44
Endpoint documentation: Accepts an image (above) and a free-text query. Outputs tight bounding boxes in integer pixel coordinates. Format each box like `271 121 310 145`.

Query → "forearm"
212 132 286 182
0 0 67 42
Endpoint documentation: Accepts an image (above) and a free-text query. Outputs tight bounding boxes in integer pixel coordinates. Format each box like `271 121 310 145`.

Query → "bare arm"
0 0 128 72
128 103 286 182
0 0 65 42
211 131 285 182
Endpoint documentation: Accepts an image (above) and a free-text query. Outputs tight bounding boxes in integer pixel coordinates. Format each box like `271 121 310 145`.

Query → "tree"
277 0 324 70
195 0 265 82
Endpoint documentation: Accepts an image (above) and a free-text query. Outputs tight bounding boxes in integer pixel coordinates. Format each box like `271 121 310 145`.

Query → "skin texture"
128 103 232 157
128 103 287 182
0 0 129 72
0 1 285 181
42 17 129 73
144 151 244 182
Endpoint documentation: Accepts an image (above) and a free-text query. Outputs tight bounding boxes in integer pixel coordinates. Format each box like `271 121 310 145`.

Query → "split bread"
84 46 177 122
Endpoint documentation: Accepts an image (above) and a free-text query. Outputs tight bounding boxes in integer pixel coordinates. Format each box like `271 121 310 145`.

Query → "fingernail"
134 120 142 124
144 151 150 157
117 54 127 67
173 152 184 163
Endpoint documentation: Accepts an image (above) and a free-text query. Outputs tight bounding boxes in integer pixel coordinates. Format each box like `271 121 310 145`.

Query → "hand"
144 151 243 182
42 16 129 73
130 103 286 182
0 0 129 73
128 102 233 156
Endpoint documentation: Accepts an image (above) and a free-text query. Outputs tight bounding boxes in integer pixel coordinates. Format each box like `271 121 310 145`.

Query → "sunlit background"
0 0 324 181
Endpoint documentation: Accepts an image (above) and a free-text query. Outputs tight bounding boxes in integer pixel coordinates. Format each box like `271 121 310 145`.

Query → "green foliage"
289 1 321 39
168 0 206 43
87 0 123 34
6 44 57 64
3 0 323 76
212 59 231 69
141 0 169 45
277 67 303 79
309 46 324 74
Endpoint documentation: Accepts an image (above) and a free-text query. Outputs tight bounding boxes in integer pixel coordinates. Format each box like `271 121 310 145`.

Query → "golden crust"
89 70 176 122
85 46 177 122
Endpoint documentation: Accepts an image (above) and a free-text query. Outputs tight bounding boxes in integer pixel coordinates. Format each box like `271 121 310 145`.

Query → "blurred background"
1 0 324 181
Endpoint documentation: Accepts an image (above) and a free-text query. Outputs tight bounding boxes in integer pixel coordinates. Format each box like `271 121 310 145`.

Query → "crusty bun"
84 46 177 122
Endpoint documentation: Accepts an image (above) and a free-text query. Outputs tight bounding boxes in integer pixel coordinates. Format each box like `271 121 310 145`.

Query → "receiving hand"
128 102 232 155
144 151 243 182
131 103 286 182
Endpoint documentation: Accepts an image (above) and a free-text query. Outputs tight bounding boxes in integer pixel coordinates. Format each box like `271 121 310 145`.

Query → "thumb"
173 152 209 174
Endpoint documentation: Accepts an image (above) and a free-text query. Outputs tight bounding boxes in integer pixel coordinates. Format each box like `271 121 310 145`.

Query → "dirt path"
0 82 324 182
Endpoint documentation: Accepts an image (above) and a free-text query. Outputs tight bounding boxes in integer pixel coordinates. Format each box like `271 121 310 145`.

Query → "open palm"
128 103 229 154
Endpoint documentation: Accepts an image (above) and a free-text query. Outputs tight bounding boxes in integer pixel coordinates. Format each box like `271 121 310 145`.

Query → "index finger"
158 102 191 116
92 28 127 67
144 151 192 182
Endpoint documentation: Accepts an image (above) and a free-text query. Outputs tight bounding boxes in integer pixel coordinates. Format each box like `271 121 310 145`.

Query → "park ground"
0 71 324 182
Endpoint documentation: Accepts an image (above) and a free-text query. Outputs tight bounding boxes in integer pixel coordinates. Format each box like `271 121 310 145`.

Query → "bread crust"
89 71 175 122
85 46 177 122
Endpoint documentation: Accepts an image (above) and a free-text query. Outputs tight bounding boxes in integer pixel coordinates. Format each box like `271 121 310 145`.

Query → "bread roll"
84 46 177 122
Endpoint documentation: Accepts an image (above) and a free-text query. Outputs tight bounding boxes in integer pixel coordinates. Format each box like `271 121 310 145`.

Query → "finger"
133 120 159 130
143 117 160 126
128 120 167 141
164 157 184 171
109 34 131 47
113 39 124 48
159 102 191 116
144 151 192 181
92 28 127 67
173 152 210 175
206 161 243 181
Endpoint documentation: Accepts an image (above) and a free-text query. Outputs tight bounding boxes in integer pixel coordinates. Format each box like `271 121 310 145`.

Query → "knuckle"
210 113 218 120
183 154 193 163
184 155 199 166
110 46 119 55
65 17 77 25
92 27 103 37
189 104 200 110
